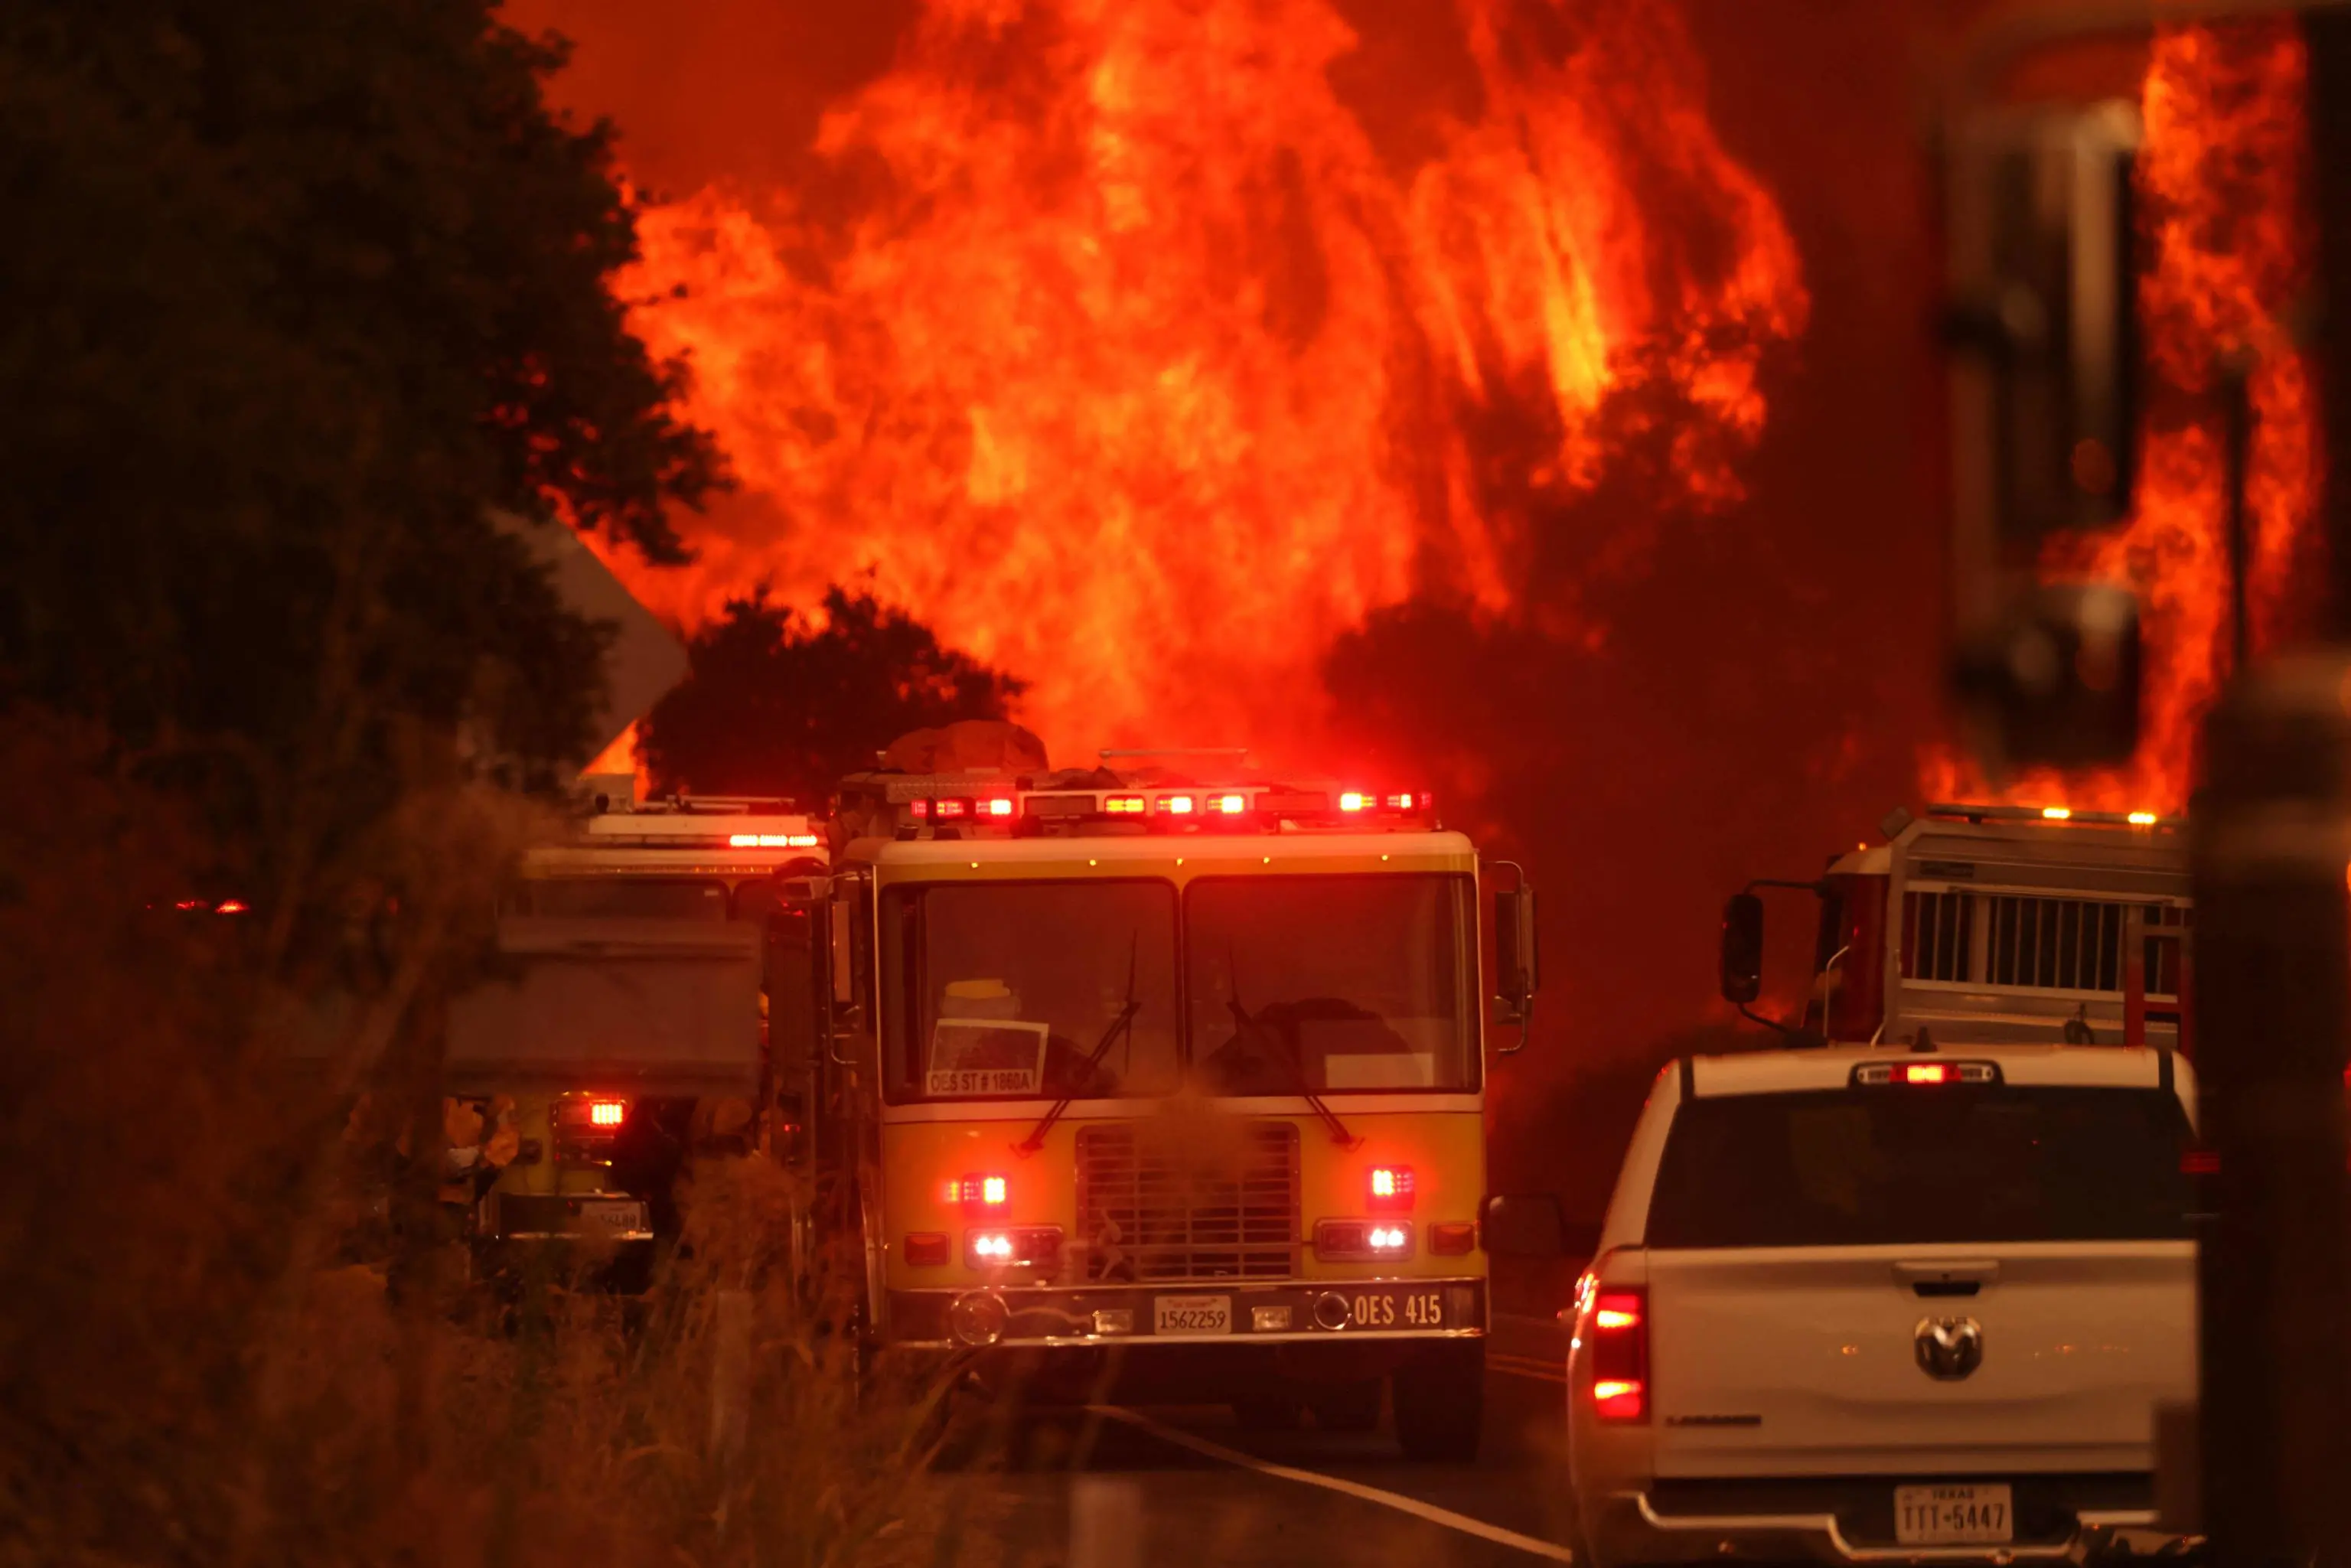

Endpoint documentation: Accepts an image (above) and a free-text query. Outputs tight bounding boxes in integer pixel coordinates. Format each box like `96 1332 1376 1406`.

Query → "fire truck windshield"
1185 874 1479 1095
880 880 1183 1102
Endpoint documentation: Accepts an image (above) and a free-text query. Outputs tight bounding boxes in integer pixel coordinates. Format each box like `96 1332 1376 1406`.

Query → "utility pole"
2190 13 2351 1564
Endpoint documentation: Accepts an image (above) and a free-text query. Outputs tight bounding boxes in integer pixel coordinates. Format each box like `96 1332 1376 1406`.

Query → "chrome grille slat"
1075 1121 1300 1282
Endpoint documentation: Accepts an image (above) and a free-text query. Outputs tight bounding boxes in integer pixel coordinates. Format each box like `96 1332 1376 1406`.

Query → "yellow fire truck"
445 783 830 1286
778 741 1539 1459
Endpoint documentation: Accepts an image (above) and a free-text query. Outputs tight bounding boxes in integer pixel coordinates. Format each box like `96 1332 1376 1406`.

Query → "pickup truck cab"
1567 1043 2195 1565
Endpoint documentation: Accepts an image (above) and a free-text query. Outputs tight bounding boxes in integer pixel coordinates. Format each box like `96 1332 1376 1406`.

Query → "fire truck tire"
1391 1341 1483 1462
1231 1392 1304 1431
1307 1378 1384 1433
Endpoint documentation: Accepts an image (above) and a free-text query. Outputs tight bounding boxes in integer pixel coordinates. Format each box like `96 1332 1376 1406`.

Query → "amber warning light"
946 1175 1009 1209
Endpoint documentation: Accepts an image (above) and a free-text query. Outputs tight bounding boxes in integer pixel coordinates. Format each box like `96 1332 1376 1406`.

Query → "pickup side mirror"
1720 892 1765 1005
1482 1193 1567 1258
1492 861 1539 1043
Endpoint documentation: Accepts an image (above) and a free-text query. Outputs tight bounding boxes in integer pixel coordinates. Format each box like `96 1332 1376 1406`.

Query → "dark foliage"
0 0 723 937
643 585 1025 806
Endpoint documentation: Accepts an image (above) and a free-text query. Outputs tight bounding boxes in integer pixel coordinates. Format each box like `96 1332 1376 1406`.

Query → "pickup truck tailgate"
1645 1242 2193 1476
1631 1077 2196 1478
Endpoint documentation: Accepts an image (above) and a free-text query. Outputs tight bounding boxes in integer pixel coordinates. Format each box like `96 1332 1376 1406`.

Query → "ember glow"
1932 21 2317 813
598 0 1806 758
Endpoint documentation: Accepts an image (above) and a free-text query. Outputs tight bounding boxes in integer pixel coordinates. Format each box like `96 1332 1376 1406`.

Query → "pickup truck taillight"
1590 1286 1649 1423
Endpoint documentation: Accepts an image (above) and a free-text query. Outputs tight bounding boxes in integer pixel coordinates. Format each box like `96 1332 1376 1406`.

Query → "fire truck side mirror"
1494 885 1538 1027
1720 892 1766 1005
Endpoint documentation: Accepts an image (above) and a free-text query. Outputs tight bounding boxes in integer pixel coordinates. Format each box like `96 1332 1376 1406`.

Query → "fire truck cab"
446 782 830 1286
778 745 1538 1459
1720 804 2190 1050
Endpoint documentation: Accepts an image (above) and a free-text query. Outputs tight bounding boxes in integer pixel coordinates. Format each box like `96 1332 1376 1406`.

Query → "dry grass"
0 719 989 1567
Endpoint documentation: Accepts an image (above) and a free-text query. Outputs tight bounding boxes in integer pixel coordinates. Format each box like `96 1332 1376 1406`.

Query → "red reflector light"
1368 1165 1416 1211
1593 1380 1647 1420
982 797 1014 818
1903 1063 1951 1085
1212 793 1248 814
905 1232 951 1267
2183 1149 2221 1175
1339 791 1369 812
1104 794 1146 815
1591 1287 1648 1423
1430 1221 1476 1255
1159 794 1196 815
588 1100 627 1128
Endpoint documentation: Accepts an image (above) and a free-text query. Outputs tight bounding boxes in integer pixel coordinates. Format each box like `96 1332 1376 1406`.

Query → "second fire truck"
443 781 830 1284
1720 803 2190 1051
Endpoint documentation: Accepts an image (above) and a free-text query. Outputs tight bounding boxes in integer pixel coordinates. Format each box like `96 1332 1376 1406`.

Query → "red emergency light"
1368 1165 1415 1211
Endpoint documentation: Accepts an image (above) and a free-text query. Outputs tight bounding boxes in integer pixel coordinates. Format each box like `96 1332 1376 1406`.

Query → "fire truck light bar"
886 775 1439 836
729 833 822 848
1927 803 2179 830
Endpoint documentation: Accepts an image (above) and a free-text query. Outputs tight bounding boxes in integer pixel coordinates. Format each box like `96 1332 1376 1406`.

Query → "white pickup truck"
1565 1044 2196 1565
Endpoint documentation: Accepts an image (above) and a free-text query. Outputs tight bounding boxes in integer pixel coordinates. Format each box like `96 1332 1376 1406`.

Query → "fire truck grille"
1075 1121 1299 1283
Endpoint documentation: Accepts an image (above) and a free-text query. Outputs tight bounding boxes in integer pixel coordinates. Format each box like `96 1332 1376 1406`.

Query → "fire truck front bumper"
885 1276 1486 1351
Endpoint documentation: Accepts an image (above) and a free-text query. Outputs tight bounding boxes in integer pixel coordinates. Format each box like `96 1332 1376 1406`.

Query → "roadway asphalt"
931 1312 1577 1566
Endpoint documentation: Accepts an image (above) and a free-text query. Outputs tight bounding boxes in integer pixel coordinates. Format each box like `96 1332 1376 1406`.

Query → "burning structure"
1934 18 2318 813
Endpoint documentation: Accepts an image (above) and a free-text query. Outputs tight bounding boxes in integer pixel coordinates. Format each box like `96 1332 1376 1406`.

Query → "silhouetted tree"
642 585 1025 805
0 0 724 947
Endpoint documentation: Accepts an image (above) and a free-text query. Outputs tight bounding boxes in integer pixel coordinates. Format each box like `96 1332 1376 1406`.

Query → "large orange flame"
1931 20 2318 814
599 0 1805 761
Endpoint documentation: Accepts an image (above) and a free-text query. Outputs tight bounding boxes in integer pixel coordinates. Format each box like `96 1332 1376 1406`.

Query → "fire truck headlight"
964 1226 1062 1270
1314 1218 1416 1261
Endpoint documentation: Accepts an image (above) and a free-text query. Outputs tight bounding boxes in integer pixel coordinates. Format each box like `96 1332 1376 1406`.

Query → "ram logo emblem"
1913 1316 1984 1381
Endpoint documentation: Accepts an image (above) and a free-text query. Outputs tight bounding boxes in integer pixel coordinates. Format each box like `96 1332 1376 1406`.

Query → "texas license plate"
1153 1294 1231 1335
1894 1483 2013 1546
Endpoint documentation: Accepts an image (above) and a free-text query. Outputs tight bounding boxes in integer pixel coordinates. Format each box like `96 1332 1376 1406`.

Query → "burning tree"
595 0 1809 759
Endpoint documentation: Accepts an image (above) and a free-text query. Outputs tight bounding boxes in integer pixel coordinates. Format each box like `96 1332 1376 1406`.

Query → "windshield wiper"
1225 954 1358 1149
1017 934 1140 1156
